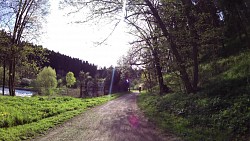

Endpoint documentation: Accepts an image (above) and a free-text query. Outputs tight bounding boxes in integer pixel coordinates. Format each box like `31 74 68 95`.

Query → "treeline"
0 29 130 95
43 50 98 78
112 0 250 94
0 0 50 96
43 51 131 94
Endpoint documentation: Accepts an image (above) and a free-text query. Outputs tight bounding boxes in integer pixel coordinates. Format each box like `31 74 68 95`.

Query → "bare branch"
94 19 121 47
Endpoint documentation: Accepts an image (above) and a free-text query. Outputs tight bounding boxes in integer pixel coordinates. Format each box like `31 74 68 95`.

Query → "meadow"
0 94 119 141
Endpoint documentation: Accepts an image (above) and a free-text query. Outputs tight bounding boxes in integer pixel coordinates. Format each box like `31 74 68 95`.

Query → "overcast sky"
40 0 131 68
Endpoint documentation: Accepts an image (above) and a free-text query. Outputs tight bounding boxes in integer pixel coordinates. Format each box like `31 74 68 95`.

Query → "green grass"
0 94 120 141
138 50 250 140
138 91 250 141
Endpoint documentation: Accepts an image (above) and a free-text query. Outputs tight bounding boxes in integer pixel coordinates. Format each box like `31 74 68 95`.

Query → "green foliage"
199 51 250 97
57 79 63 88
0 94 119 141
20 78 32 87
164 72 183 92
45 50 98 79
36 67 57 95
139 50 250 140
138 91 250 141
79 71 92 97
0 67 7 85
79 71 92 82
0 67 20 86
18 45 49 79
223 52 250 80
66 72 76 87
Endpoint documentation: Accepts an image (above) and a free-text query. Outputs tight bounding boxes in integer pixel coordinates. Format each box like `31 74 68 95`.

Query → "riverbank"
0 87 35 97
0 86 36 92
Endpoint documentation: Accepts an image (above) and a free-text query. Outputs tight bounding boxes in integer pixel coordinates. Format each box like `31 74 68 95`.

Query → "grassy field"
138 51 250 140
0 94 119 141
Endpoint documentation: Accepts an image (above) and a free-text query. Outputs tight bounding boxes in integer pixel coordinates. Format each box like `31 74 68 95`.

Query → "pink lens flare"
128 114 139 128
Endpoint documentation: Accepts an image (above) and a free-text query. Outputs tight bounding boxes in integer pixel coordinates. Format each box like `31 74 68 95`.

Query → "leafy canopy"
36 66 57 90
66 71 76 87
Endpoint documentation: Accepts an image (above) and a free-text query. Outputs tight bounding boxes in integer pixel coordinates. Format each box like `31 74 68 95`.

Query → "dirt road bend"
33 93 181 141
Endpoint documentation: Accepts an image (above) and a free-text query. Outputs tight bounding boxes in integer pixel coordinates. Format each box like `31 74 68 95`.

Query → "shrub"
20 78 32 87
36 67 57 95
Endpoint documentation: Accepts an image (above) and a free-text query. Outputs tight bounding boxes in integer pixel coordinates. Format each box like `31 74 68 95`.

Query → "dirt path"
32 93 181 141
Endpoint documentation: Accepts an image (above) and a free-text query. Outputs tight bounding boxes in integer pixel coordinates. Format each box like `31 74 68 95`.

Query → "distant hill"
43 50 97 78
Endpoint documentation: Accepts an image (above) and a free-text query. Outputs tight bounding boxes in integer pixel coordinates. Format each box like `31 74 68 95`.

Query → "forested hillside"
44 50 98 78
139 48 250 140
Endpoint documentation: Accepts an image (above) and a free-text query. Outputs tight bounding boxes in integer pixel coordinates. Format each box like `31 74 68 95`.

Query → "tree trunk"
80 83 83 98
84 81 88 97
143 70 152 92
144 0 194 93
2 57 6 95
181 0 199 92
8 59 12 96
148 71 153 92
235 5 250 47
152 47 169 95
192 45 199 92
12 57 16 96
8 55 16 96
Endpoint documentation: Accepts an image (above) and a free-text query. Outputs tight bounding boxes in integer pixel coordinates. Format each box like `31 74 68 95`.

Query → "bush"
36 67 57 95
20 78 32 87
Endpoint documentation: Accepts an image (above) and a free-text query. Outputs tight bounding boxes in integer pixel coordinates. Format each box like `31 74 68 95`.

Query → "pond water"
0 88 34 97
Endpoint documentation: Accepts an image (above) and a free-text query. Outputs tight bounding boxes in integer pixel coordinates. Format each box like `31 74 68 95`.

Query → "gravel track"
32 93 181 141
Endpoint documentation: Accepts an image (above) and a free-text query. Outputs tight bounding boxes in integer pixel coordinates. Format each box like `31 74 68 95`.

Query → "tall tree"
17 43 48 79
218 0 249 42
61 0 225 94
128 23 170 94
0 30 11 95
135 0 194 93
66 71 76 95
79 71 92 98
0 0 49 96
61 0 193 93
66 72 76 88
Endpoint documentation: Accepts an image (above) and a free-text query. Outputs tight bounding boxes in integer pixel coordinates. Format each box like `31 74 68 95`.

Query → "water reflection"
0 88 34 97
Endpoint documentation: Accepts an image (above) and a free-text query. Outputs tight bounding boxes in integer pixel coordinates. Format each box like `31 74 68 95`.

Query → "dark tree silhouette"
43 50 97 78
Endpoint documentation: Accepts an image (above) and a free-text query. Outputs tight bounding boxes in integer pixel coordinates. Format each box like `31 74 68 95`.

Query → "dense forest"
44 50 98 78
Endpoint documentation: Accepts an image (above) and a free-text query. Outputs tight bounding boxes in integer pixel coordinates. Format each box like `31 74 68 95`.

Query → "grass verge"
0 94 120 141
138 91 250 141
